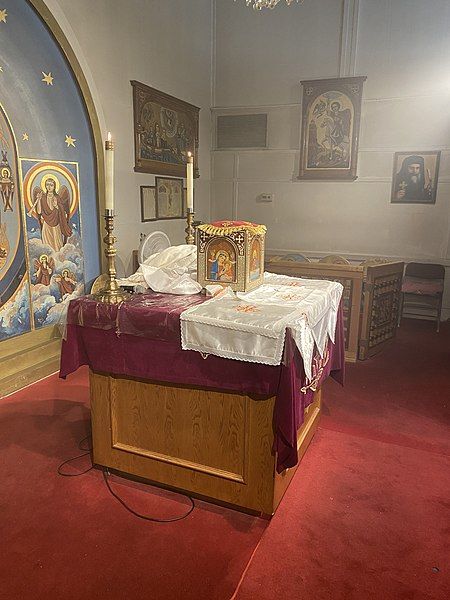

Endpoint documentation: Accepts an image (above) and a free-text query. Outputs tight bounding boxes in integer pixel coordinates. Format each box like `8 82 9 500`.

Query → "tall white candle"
105 132 114 211
186 151 194 211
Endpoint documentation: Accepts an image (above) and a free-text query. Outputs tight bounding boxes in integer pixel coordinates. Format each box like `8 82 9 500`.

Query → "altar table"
60 292 344 515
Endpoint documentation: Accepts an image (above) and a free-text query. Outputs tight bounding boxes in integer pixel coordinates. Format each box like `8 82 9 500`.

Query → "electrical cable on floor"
102 468 195 522
77 434 92 452
56 435 195 522
57 452 94 476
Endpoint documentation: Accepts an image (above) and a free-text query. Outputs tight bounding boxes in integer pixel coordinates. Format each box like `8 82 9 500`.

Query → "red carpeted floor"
0 367 266 600
1 318 449 600
235 319 450 600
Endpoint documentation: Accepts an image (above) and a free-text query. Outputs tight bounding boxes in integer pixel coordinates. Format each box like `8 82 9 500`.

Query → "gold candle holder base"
93 209 131 305
185 210 195 245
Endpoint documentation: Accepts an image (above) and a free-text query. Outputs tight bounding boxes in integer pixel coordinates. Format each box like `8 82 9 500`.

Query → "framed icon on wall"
298 76 367 180
132 80 200 179
391 151 441 204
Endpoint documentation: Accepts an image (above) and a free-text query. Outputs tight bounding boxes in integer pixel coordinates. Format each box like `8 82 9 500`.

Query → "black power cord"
102 469 195 522
57 452 94 476
57 434 195 522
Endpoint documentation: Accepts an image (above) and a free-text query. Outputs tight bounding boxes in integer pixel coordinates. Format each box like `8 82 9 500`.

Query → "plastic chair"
399 262 445 332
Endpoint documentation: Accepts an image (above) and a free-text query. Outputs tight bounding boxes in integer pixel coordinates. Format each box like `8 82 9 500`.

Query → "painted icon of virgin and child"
208 248 236 282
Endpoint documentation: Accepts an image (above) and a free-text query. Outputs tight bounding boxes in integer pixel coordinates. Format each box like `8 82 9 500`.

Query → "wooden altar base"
90 371 321 516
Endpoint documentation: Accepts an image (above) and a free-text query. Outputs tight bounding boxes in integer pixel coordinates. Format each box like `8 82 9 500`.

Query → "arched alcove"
0 0 104 394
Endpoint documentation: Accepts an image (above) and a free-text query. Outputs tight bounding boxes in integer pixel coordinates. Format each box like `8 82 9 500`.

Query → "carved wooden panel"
359 262 404 359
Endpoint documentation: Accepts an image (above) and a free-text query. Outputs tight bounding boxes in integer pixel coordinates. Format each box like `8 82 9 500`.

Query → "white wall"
212 0 450 316
51 0 213 274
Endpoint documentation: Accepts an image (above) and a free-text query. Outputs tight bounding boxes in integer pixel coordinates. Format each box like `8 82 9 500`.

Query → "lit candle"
186 151 194 211
105 132 114 211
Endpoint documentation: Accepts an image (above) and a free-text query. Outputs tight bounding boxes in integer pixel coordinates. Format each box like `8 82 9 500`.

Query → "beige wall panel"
212 152 236 181
357 151 397 180
237 151 298 182
214 0 342 106
438 151 450 179
235 180 450 259
267 106 302 150
357 0 450 100
211 180 235 221
360 95 450 150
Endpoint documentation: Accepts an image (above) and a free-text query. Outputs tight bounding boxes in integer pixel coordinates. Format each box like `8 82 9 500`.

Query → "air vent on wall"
216 114 268 149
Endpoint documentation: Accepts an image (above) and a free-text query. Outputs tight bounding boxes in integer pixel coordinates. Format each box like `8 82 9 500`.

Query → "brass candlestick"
185 209 195 245
93 209 130 304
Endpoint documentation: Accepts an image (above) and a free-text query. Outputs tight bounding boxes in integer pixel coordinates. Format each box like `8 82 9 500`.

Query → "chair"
399 262 445 332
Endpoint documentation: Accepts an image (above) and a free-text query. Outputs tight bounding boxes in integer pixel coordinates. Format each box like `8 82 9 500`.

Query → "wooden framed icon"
298 76 366 180
132 80 200 178
391 151 441 204
155 177 184 220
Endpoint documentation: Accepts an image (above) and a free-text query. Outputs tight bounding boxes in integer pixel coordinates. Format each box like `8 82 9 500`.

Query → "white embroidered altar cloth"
180 272 343 381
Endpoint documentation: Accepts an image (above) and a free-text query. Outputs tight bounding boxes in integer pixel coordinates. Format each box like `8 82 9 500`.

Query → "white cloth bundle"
118 244 202 295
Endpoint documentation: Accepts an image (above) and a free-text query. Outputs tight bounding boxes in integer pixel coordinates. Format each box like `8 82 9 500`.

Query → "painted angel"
34 254 55 286
54 268 77 300
30 176 72 252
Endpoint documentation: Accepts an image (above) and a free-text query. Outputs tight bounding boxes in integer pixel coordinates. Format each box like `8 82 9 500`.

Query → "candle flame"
107 131 112 141
187 151 192 157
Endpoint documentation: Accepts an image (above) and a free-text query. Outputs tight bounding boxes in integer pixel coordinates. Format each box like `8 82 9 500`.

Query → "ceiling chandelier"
237 0 302 10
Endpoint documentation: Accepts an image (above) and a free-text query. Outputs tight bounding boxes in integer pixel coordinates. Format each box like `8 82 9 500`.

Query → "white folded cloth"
180 272 343 381
118 244 202 295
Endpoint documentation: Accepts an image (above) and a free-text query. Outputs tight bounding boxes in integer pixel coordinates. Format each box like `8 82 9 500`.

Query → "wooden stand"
265 257 403 361
89 371 321 515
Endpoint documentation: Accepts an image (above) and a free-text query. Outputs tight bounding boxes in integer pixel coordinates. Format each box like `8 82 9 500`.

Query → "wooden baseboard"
0 327 61 397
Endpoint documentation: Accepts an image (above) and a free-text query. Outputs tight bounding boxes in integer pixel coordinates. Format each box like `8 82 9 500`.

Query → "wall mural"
0 106 31 339
0 0 100 341
22 159 84 328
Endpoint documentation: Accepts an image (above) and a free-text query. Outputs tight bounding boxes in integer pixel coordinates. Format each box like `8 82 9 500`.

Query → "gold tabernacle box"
196 220 266 292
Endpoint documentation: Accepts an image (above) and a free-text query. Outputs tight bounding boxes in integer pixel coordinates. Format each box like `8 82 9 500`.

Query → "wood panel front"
90 371 321 515
110 377 248 483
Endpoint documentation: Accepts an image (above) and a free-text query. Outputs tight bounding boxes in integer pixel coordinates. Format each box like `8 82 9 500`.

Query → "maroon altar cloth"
60 292 345 473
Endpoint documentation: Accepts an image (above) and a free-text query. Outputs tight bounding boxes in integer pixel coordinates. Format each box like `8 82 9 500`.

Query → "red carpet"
321 319 450 457
0 367 266 600
235 319 450 600
1 319 449 599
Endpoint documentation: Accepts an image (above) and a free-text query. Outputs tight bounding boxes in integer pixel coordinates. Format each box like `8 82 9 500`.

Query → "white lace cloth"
180 272 343 381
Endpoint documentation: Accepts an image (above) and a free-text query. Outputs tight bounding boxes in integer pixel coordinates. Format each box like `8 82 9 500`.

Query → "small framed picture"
391 151 441 204
140 186 156 222
155 176 184 219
